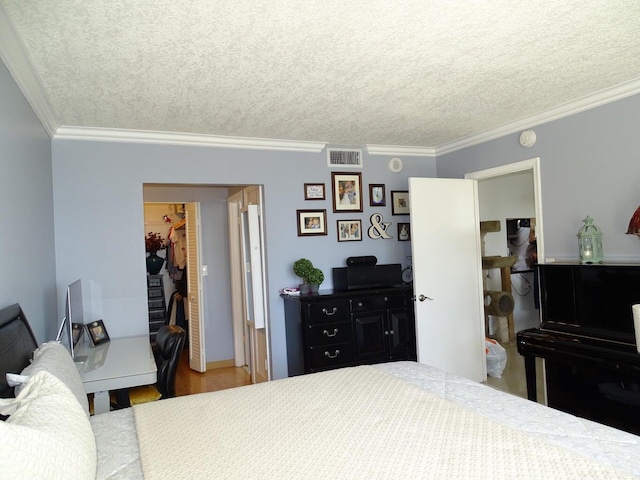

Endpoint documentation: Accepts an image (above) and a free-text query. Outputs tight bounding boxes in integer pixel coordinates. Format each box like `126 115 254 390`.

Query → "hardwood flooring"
174 350 252 397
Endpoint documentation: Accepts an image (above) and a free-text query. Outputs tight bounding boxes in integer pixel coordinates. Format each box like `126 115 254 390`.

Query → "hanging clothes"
166 226 187 281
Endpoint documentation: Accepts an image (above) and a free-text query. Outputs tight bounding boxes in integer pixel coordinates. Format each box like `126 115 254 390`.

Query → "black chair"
153 324 187 398
113 325 186 407
0 304 38 398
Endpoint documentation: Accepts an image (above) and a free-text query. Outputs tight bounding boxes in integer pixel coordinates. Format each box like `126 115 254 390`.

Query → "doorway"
143 184 268 386
227 186 270 384
465 157 544 399
142 201 204 370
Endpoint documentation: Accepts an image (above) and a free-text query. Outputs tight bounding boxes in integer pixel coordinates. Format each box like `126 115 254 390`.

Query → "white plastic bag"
485 338 507 378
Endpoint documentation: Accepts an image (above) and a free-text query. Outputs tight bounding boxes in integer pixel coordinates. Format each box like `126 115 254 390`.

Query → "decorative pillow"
16 341 89 416
0 370 97 479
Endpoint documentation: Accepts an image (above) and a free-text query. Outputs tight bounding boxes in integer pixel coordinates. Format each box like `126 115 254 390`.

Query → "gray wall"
0 60 56 342
437 93 640 263
51 139 436 379
7 45 640 377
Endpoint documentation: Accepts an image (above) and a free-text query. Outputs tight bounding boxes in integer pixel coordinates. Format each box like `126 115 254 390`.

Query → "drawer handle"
324 349 340 359
323 328 338 337
322 307 338 316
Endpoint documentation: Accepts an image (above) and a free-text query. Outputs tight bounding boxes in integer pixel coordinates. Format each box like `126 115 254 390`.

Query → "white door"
228 191 249 368
408 178 486 382
185 201 206 372
240 203 269 383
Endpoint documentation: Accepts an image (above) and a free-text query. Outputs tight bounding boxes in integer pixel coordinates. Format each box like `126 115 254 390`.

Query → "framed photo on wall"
331 172 363 212
369 184 386 206
397 222 411 241
337 219 362 242
296 209 327 236
391 191 410 215
304 183 325 200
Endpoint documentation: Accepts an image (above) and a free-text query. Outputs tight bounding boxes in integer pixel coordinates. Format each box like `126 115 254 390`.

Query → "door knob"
418 294 434 302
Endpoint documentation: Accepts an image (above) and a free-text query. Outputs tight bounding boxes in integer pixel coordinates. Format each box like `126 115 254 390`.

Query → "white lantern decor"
577 215 603 264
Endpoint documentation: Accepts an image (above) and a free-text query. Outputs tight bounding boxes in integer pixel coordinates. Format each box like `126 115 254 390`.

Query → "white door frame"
464 157 544 265
227 186 271 383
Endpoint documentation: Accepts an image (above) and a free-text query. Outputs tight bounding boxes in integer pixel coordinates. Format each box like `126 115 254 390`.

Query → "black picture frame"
391 190 410 215
71 322 83 346
369 184 386 206
397 222 411 241
304 183 325 200
337 219 363 242
331 172 363 212
86 320 110 346
296 209 328 236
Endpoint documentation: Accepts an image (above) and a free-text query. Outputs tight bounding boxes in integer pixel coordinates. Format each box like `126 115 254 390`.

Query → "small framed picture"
86 320 110 346
391 191 410 215
369 184 386 206
304 183 325 200
397 223 411 241
297 209 328 236
331 172 363 212
71 323 84 346
337 219 362 242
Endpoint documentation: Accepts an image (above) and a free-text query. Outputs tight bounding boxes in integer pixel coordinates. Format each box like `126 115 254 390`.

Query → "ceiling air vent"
327 148 363 168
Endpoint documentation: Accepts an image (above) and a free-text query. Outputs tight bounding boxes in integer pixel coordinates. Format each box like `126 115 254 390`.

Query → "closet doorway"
143 184 269 386
143 200 205 371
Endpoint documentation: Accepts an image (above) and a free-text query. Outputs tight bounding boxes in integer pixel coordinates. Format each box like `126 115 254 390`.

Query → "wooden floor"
174 349 252 397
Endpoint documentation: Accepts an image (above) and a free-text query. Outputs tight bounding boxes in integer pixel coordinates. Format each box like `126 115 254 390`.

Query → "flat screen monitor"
56 279 87 361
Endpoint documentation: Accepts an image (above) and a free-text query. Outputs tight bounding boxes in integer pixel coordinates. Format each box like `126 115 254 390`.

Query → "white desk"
76 335 157 415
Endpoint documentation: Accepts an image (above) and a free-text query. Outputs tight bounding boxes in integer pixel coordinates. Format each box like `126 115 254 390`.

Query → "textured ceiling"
2 1 640 152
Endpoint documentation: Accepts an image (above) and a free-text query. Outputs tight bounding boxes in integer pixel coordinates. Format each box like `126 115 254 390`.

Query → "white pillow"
16 341 89 416
0 370 97 480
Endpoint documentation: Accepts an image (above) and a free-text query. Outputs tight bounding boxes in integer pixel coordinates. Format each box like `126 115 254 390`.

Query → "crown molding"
0 4 58 137
53 126 327 153
435 78 640 156
366 144 436 157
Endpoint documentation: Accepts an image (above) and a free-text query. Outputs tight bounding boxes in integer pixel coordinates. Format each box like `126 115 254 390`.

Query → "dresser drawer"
149 319 165 332
305 299 351 324
308 343 353 369
148 298 165 310
147 275 163 287
148 287 164 299
351 294 405 312
306 322 351 346
149 309 166 320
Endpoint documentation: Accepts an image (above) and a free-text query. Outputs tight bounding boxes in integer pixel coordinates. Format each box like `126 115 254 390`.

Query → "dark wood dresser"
283 286 416 376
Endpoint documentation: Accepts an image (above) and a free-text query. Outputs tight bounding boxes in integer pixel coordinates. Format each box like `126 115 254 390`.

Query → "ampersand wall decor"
368 213 392 239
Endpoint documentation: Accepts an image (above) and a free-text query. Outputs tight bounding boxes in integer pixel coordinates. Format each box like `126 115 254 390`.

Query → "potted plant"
293 258 324 295
305 267 324 294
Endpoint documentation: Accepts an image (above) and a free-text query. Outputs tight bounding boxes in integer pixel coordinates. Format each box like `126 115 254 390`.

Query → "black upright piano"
517 263 640 435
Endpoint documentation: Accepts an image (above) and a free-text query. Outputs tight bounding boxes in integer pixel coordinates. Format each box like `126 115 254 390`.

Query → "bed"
2 304 640 479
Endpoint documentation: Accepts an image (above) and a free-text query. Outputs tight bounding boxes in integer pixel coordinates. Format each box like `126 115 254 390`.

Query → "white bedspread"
132 364 635 479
